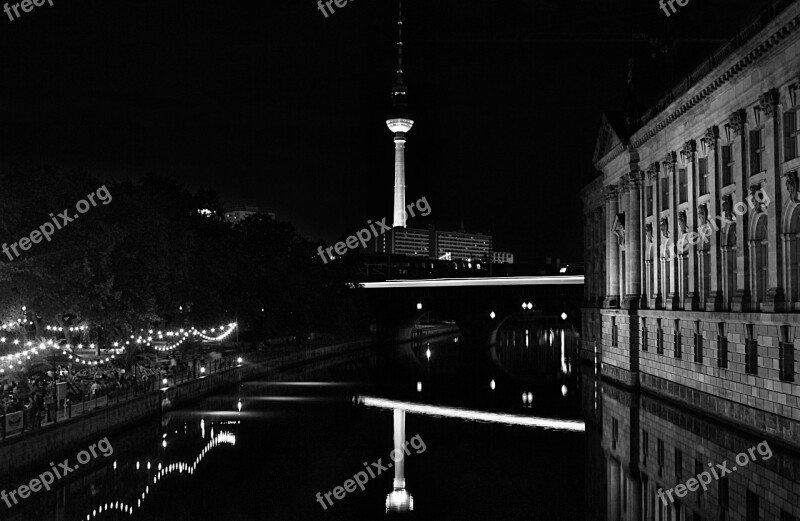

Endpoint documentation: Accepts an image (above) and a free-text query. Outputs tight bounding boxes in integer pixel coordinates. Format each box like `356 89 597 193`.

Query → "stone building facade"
581 0 800 447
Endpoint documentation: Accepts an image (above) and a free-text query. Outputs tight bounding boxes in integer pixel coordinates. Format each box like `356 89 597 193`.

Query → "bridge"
361 275 584 346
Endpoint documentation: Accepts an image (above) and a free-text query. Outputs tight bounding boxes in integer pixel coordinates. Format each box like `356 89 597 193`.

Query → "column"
760 89 785 311
664 152 681 309
628 471 643 521
649 166 663 309
730 108 751 311
584 213 591 304
597 207 605 304
683 140 701 310
607 457 621 521
624 171 645 309
605 185 620 308
704 126 725 310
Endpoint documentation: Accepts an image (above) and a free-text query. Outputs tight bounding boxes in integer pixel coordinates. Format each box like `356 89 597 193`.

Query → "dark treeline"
0 165 367 344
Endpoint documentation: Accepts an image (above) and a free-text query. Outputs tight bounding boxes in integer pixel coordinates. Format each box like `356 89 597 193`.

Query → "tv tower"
386 0 413 229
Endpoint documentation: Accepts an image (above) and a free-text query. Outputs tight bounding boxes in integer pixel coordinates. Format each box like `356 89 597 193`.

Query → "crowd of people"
1 363 158 429
1 352 241 430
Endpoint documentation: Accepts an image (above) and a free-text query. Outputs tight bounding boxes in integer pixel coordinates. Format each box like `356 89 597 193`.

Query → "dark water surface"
1 328 797 520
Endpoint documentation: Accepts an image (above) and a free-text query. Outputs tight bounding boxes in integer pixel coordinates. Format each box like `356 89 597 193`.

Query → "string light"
1 316 237 359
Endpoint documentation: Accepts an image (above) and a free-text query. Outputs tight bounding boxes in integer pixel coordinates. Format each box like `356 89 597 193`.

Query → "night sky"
0 0 775 262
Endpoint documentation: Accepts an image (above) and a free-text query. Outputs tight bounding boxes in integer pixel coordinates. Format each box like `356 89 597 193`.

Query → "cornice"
625 2 800 151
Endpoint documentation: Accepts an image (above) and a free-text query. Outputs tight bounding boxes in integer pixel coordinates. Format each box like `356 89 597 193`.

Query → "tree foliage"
0 165 366 343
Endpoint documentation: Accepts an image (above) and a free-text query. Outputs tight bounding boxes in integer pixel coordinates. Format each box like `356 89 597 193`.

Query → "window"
719 476 729 508
785 110 799 161
647 186 653 216
679 168 688 203
722 145 734 186
750 129 765 175
657 438 665 476
699 157 709 195
642 319 648 352
612 417 619 450
694 321 703 363
675 448 683 478
746 490 759 521
657 319 664 354
718 322 728 368
675 319 682 359
642 430 649 465
661 178 670 209
746 324 758 375
779 325 795 382
611 317 618 347
695 460 705 500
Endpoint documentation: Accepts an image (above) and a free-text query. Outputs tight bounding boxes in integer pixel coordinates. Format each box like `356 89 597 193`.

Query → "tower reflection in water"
386 408 414 513
583 366 800 520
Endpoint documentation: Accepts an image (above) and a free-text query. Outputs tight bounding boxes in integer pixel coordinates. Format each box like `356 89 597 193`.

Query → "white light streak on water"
357 396 584 432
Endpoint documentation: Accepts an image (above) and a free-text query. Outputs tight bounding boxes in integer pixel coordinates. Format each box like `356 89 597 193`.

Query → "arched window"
698 238 711 304
722 224 737 309
785 206 800 306
661 248 671 305
751 215 768 308
646 243 655 303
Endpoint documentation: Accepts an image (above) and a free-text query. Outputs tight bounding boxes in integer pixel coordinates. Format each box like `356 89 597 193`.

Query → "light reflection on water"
357 395 585 432
3 326 793 520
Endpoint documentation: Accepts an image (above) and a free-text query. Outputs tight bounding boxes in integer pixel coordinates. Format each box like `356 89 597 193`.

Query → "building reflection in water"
584 367 800 520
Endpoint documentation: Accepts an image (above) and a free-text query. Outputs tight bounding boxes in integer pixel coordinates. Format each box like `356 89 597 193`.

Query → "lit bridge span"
360 275 584 345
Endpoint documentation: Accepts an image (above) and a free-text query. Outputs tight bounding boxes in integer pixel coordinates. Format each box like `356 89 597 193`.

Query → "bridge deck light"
490 379 496 390
489 311 496 319
561 312 568 320
416 302 422 310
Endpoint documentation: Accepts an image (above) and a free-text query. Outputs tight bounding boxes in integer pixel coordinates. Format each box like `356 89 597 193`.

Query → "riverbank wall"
0 338 374 475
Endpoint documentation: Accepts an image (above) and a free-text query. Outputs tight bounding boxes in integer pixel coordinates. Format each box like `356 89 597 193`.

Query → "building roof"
592 0 799 171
